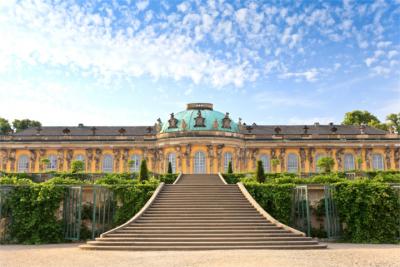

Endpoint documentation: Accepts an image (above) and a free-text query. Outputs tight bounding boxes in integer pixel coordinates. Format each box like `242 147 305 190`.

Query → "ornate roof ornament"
359 124 366 134
274 127 282 134
303 125 309 134
91 127 97 136
222 112 232 129
62 128 71 135
213 119 219 129
194 110 206 127
168 113 178 129
118 128 126 135
181 119 187 130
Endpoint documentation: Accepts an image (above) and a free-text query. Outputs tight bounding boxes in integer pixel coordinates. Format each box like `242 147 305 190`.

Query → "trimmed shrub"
256 160 265 183
139 160 149 181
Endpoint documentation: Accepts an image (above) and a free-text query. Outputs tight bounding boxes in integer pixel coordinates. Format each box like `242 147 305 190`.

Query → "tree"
316 157 335 173
0 117 12 135
386 113 400 133
40 158 50 171
12 119 41 133
227 161 233 174
271 158 280 173
139 160 149 181
71 160 85 173
167 162 173 174
342 110 387 130
256 160 265 183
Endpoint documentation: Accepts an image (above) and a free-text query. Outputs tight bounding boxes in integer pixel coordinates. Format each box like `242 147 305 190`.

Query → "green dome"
160 103 239 133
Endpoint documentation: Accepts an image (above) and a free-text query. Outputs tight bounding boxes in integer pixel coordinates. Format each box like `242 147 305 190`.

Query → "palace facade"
1 103 399 174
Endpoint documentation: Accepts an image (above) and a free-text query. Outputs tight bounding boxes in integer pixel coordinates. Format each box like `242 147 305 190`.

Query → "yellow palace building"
1 103 399 174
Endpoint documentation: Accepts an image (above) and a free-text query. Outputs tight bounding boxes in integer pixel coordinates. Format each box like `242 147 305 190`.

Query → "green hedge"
243 182 295 225
334 180 400 243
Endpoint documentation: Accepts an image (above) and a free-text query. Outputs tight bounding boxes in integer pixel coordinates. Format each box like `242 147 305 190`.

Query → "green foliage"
271 158 280 172
0 176 33 185
167 162 173 174
71 160 85 173
0 117 12 135
12 119 42 133
317 157 335 173
244 182 295 225
223 173 248 184
386 113 400 133
372 172 400 183
40 158 50 170
139 160 149 181
256 160 265 183
158 173 178 184
342 110 388 130
227 161 233 174
334 180 400 243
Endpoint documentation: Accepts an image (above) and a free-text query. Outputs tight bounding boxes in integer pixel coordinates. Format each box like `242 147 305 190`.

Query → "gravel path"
1 243 399 267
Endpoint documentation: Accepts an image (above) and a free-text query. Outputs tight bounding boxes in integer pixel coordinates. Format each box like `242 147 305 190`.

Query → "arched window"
224 152 233 172
75 154 85 162
372 153 384 170
259 154 270 172
102 154 113 173
194 151 206 174
344 153 355 171
315 154 326 173
287 153 298 173
130 154 141 172
168 153 176 173
18 155 29 173
48 155 57 170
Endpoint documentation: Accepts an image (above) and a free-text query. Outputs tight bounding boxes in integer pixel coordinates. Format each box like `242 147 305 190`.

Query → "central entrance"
194 151 206 174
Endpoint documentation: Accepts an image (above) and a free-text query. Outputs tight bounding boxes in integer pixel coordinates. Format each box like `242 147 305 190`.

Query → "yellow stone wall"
1 143 399 174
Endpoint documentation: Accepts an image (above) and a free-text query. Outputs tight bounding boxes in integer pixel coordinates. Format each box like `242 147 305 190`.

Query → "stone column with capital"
122 149 129 172
335 148 344 171
57 149 64 172
38 149 46 172
9 149 16 172
395 148 400 170
216 145 223 172
175 146 182 172
29 150 37 172
385 147 392 170
185 144 191 170
308 148 315 172
354 148 362 170
207 145 214 173
94 149 102 172
66 150 73 171
113 149 121 173
299 148 306 172
251 148 259 170
86 149 93 172
279 148 286 172
365 148 372 169
0 149 9 171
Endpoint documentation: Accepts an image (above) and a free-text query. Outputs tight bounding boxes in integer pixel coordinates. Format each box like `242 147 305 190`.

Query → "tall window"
102 154 113 173
168 153 176 173
194 151 206 174
224 152 233 172
75 154 85 162
18 155 29 172
48 155 57 170
372 153 384 170
287 153 298 173
130 154 141 172
344 153 355 171
315 154 326 173
259 154 270 172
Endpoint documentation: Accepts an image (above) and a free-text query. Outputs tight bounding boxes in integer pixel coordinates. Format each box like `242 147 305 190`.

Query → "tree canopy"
386 113 400 133
12 119 42 133
0 117 12 135
342 110 387 131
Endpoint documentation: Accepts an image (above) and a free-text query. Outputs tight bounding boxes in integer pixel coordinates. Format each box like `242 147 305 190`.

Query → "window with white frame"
259 154 270 172
18 155 29 172
315 154 326 172
168 153 176 173
130 154 141 172
48 155 57 170
194 151 206 174
287 153 298 173
372 153 384 170
344 153 355 171
224 152 233 172
102 154 113 173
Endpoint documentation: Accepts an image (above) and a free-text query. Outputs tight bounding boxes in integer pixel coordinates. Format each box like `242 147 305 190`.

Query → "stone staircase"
80 174 326 250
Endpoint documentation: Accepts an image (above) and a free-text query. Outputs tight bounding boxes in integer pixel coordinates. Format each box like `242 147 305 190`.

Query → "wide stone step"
140 215 264 219
96 236 312 242
114 229 289 234
150 204 253 207
129 222 274 226
87 240 319 247
144 211 258 215
104 232 303 238
80 244 327 250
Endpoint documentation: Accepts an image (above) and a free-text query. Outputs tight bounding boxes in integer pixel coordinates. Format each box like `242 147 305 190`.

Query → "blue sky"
0 0 399 126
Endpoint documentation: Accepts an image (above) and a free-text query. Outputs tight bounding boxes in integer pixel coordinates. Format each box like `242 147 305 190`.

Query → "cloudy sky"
0 0 399 126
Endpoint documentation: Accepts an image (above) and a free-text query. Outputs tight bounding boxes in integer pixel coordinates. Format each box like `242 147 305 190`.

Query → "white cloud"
177 1 190 13
136 0 149 11
279 68 319 82
235 8 247 26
